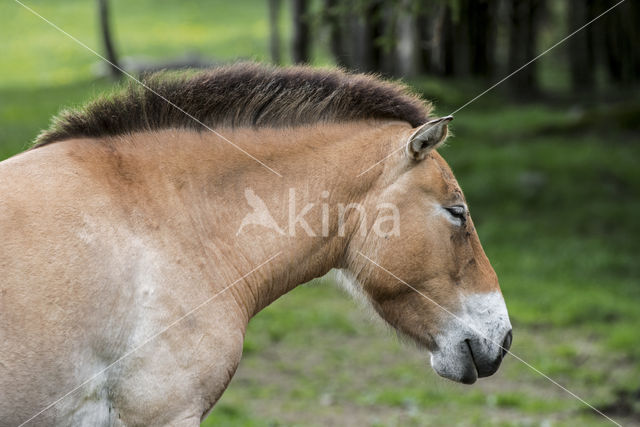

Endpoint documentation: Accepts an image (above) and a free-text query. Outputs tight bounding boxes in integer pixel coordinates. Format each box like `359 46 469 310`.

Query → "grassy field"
2 1 639 426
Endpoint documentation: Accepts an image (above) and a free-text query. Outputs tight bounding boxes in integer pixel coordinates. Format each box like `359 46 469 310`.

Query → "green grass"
2 1 639 425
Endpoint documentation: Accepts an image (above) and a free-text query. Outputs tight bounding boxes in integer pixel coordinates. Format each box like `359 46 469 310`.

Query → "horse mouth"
430 335 506 385
427 293 512 385
463 336 508 382
462 339 479 384
429 339 478 385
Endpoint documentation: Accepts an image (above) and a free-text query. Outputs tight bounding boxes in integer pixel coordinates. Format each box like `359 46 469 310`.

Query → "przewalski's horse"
0 63 512 426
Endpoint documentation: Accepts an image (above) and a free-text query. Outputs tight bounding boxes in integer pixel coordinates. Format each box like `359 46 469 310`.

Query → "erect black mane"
35 62 431 147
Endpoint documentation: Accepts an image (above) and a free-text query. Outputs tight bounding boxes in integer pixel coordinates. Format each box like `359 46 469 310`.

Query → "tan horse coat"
1 65 511 426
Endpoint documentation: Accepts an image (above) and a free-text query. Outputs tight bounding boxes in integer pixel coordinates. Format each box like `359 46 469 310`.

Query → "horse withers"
0 63 512 426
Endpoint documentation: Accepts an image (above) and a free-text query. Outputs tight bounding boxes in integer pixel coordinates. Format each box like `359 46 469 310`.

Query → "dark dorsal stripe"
34 62 431 147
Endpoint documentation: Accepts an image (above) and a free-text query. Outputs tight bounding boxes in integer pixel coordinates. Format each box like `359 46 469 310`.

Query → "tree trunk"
420 0 496 79
424 3 448 76
452 0 471 77
291 0 310 64
468 0 497 77
396 0 418 77
97 0 122 79
361 1 385 72
414 3 433 74
567 0 595 91
441 4 455 77
323 0 349 67
268 0 282 64
507 0 544 94
598 0 640 85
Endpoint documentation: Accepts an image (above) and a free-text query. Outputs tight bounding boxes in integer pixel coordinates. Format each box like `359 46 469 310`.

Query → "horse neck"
117 121 408 318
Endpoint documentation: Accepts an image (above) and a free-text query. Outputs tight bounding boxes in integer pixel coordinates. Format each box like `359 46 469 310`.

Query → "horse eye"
445 205 467 224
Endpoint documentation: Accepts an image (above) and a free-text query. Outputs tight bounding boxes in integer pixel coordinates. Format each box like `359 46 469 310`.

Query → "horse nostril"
501 329 513 358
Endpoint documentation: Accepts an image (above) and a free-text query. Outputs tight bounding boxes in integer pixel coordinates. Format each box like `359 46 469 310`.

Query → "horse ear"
406 115 453 161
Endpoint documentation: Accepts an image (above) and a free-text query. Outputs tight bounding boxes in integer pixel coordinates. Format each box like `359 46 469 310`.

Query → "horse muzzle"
428 291 513 384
